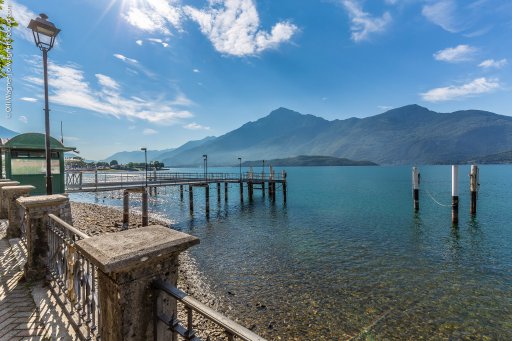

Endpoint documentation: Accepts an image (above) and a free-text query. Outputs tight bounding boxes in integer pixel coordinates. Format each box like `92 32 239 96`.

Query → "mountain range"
151 105 512 166
3 105 512 165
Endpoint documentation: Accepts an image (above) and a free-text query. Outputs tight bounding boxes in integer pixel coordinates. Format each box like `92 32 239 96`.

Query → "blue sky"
2 0 511 160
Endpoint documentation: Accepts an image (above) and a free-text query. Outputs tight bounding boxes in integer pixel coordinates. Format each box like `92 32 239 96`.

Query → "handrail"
47 214 100 340
153 279 267 341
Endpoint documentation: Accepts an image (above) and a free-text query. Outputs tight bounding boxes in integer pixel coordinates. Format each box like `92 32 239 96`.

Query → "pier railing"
47 214 100 341
153 279 266 341
65 170 286 192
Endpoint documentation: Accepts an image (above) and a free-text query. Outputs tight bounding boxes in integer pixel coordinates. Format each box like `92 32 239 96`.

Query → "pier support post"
240 181 244 202
142 189 149 227
412 167 420 211
282 170 287 204
224 182 228 202
123 190 129 228
189 185 193 212
75 226 199 341
180 185 183 201
205 185 210 215
217 183 221 202
452 165 459 225
248 182 253 201
470 165 479 215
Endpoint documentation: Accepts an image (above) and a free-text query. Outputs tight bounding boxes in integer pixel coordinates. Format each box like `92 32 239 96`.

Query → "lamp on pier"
28 13 61 195
203 154 208 182
238 157 242 181
141 147 147 187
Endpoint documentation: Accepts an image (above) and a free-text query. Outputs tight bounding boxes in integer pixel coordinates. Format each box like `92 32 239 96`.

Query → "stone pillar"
76 226 200 341
16 195 71 281
3 185 35 238
0 181 20 218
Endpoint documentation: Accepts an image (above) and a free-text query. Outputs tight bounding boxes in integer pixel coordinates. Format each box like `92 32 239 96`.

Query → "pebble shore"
70 201 228 339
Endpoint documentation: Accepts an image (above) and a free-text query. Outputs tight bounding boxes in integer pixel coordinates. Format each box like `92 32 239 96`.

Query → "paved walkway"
0 220 45 340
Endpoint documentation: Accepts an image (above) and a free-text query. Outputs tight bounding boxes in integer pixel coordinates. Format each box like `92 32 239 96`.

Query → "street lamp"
141 147 147 187
28 13 60 195
238 157 242 181
203 154 208 182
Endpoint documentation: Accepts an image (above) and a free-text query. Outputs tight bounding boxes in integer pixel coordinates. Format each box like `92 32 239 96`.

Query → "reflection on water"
70 165 512 339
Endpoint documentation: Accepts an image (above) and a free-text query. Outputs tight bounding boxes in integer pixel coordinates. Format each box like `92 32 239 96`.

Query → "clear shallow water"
71 166 512 339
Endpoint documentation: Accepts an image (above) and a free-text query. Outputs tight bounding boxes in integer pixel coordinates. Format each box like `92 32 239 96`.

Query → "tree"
0 0 17 79
109 160 119 167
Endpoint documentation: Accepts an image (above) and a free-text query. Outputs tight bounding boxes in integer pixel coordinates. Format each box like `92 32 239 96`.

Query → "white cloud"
184 0 297 56
5 1 37 42
122 0 182 35
95 74 120 91
18 115 28 124
136 40 143 46
184 122 211 130
143 128 158 135
20 97 37 102
24 60 193 124
479 59 507 69
378 105 392 110
421 77 500 102
193 69 200 73
422 0 461 33
147 38 169 47
433 45 477 63
113 54 138 64
341 0 392 42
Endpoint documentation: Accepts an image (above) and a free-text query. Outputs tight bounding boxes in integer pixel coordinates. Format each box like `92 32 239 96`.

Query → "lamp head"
28 14 60 51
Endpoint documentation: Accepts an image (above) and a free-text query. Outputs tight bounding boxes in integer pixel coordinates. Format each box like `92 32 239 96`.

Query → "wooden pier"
65 170 287 208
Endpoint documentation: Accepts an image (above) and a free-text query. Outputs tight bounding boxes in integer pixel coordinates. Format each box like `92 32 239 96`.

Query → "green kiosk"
1 133 76 195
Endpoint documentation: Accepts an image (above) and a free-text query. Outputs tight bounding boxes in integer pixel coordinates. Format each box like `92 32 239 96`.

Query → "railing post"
0 181 20 218
16 195 71 281
3 185 35 238
75 226 199 341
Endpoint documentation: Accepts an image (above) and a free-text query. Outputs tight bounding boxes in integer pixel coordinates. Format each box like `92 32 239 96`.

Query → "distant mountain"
465 150 512 164
156 136 216 163
0 126 18 139
161 105 512 166
103 136 216 164
104 149 175 164
242 155 377 167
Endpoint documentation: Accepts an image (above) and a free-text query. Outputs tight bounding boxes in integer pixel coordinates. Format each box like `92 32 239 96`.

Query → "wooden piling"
180 185 183 201
142 189 148 227
205 185 210 215
240 181 244 202
123 190 129 229
189 185 194 212
470 165 479 215
412 167 420 211
224 182 228 201
282 171 287 204
452 165 459 225
248 182 253 201
217 183 221 202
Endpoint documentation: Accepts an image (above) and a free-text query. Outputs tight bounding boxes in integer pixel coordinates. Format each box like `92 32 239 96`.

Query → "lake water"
70 165 512 340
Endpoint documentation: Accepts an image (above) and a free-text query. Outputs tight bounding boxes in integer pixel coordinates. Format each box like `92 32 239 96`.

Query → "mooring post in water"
205 184 210 215
217 183 221 202
189 185 193 212
123 190 129 229
180 185 183 201
452 165 459 225
224 182 228 202
470 164 479 215
282 170 287 204
240 181 244 202
412 166 420 211
142 189 149 226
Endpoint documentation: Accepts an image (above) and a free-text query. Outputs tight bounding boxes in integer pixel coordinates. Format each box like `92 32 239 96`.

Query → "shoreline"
69 201 227 339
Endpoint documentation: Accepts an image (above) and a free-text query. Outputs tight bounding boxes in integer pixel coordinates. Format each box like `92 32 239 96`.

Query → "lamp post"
28 14 60 195
262 160 265 179
141 147 147 187
203 154 208 182
238 157 242 181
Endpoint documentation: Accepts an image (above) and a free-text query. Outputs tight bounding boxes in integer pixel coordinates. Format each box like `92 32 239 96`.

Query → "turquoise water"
71 166 512 339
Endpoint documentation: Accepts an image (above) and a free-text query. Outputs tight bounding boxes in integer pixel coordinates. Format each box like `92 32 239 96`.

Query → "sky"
1 0 511 160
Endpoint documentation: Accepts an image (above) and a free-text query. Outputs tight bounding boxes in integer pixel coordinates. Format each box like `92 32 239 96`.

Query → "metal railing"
47 214 100 340
65 170 286 192
153 279 266 341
